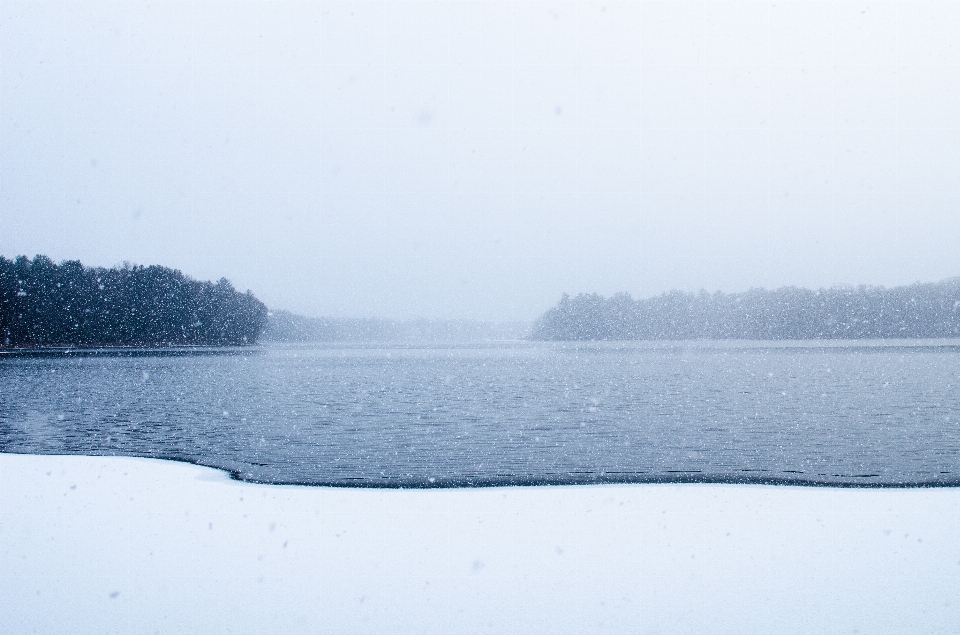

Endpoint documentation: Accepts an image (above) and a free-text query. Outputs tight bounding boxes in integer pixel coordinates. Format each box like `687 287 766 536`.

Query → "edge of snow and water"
2 453 959 635
5 450 958 489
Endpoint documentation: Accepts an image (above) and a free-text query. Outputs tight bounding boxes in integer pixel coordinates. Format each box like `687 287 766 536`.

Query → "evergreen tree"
0 256 268 347
531 280 960 341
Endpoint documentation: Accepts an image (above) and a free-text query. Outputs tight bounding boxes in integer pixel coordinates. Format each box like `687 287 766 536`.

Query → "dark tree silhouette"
0 255 268 347
531 280 960 341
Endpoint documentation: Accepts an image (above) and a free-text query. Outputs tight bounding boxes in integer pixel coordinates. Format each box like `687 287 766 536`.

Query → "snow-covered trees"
0 255 267 347
531 280 960 340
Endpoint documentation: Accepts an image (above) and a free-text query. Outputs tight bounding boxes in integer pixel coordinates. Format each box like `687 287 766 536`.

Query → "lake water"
2 341 958 487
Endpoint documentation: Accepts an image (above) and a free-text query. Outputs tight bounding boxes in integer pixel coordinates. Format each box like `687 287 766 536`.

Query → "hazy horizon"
4 1 960 321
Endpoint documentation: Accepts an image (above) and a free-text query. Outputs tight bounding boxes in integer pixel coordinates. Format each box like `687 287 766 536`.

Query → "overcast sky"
2 1 959 320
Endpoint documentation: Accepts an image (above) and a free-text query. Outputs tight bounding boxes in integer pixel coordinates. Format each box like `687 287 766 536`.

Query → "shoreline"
5 451 959 489
3 452 958 634
0 344 260 358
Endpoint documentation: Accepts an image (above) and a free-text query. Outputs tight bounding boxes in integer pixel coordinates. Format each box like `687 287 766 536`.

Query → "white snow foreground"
1 454 958 635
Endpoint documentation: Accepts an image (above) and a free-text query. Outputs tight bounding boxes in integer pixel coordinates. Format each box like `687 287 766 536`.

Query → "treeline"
263 310 402 342
1 255 268 347
263 309 530 343
531 279 960 341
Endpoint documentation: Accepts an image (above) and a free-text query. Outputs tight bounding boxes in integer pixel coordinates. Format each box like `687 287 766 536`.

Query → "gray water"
1 341 958 487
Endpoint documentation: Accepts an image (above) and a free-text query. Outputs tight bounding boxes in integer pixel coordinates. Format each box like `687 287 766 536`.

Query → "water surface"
2 341 958 487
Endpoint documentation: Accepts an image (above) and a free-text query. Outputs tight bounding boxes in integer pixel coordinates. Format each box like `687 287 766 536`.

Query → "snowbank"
2 453 958 634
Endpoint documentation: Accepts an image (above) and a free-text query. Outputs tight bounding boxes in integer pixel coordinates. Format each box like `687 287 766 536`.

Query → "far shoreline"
0 344 261 358
6 337 960 355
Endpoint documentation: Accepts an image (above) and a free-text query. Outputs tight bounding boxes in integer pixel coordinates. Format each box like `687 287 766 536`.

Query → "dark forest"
0 255 267 347
532 279 960 341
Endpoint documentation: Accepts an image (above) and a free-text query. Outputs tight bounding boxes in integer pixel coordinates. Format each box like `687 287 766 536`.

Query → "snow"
2 453 959 634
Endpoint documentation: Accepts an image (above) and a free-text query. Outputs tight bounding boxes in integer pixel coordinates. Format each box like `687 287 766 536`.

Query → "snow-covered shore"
2 453 958 634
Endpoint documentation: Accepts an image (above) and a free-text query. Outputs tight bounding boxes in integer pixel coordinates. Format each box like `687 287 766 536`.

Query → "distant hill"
263 309 530 343
1 255 267 347
531 279 960 341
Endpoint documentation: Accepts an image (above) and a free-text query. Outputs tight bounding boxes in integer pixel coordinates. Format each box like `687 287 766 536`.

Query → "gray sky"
2 1 959 320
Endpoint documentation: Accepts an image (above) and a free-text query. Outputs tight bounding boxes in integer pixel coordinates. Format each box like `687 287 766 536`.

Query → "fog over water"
3 1 960 320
